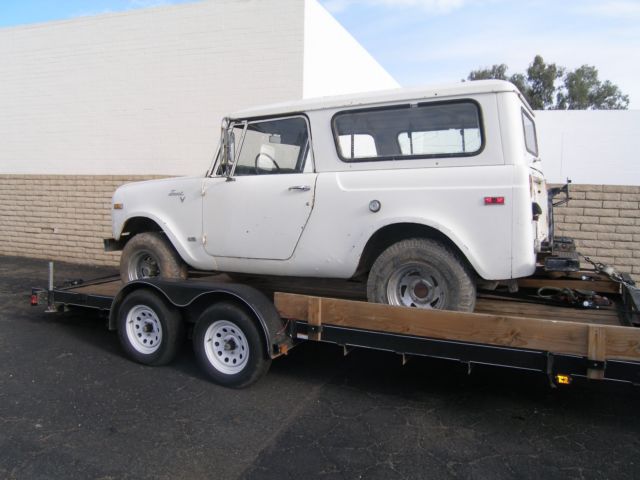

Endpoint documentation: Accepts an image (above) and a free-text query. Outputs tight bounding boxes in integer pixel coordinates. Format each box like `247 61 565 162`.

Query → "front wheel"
120 232 187 283
117 289 185 366
367 238 476 312
193 303 271 388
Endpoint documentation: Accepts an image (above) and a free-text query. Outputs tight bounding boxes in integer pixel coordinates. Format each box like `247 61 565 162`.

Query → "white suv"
106 80 552 312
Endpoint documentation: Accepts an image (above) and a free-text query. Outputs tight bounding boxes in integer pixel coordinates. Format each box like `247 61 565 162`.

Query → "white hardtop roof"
229 80 523 119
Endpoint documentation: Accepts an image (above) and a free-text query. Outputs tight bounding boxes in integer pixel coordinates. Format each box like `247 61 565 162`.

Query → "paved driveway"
1 256 639 479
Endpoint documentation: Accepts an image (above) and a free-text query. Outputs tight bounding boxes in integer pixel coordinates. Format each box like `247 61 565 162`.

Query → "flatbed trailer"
32 264 640 388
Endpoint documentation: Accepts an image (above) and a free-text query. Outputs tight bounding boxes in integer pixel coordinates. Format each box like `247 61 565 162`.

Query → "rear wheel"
120 232 187 283
117 289 185 366
193 302 271 388
367 238 476 312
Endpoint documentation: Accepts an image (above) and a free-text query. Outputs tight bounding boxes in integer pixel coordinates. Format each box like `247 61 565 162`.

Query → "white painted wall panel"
0 0 306 176
303 0 398 98
536 110 640 186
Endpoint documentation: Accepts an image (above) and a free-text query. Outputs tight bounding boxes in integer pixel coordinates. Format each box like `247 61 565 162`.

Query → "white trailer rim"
203 320 249 375
126 304 163 354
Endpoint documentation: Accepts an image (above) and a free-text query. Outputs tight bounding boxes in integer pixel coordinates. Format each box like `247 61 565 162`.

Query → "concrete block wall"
0 175 159 267
553 184 640 282
1 176 637 284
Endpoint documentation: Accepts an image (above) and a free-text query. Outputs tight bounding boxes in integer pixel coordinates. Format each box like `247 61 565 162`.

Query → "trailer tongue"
32 264 640 388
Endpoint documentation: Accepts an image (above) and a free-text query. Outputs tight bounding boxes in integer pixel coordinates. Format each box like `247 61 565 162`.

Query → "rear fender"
109 279 291 358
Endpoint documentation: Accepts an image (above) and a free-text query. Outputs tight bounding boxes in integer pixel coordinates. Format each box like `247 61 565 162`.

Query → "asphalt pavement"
1 255 639 480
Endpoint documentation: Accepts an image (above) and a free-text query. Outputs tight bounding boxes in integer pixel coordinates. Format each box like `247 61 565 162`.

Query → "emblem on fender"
169 190 185 203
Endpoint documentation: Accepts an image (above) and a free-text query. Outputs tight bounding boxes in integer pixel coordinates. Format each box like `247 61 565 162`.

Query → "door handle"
288 185 311 192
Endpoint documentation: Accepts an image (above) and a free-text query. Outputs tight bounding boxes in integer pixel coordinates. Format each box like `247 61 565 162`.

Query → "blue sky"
1 0 638 107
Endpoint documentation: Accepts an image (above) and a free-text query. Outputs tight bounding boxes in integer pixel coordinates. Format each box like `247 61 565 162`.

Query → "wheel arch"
115 216 163 248
109 280 290 359
115 214 202 271
354 222 479 279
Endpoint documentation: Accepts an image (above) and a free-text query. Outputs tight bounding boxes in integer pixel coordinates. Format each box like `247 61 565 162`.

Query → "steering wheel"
254 153 280 174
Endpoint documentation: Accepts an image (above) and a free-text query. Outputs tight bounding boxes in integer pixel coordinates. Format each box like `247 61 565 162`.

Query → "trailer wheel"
120 232 187 283
367 238 476 312
193 303 271 388
117 289 184 366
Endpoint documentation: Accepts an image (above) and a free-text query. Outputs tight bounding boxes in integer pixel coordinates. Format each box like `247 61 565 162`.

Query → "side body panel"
202 173 317 260
112 177 216 270
112 85 544 281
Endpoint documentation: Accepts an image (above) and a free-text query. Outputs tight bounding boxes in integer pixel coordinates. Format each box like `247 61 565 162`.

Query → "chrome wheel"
125 305 163 354
128 250 160 280
386 263 446 309
203 320 249 375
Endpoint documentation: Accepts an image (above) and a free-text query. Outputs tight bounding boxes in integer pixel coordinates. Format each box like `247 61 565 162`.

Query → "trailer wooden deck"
68 271 630 326
36 267 640 386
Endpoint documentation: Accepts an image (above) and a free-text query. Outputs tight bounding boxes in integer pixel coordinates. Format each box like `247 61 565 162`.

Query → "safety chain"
581 255 636 288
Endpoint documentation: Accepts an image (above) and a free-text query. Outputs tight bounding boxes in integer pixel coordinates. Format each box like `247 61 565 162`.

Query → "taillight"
484 196 505 205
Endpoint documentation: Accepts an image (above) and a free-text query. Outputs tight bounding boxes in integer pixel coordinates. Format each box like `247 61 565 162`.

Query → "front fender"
111 176 208 268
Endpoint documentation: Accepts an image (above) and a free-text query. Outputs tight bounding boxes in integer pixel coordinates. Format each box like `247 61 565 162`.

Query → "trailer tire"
120 232 187 283
117 289 184 366
193 302 271 388
367 238 476 312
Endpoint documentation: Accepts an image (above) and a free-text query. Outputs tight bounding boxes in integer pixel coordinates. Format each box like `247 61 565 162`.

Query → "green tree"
525 55 564 110
467 56 629 110
556 65 629 110
468 64 509 81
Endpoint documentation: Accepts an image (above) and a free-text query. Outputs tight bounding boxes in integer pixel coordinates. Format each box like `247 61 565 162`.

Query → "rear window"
332 100 483 162
522 110 538 156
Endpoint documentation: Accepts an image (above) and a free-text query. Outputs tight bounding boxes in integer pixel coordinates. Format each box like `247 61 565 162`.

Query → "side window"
333 101 483 162
337 133 377 158
521 110 538 156
233 117 310 176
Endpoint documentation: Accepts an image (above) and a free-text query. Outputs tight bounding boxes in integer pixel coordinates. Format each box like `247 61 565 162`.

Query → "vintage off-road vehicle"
106 80 557 312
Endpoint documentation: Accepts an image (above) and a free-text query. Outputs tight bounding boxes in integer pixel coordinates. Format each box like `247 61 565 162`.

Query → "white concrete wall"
0 0 306 176
536 110 640 186
0 0 399 177
302 0 398 98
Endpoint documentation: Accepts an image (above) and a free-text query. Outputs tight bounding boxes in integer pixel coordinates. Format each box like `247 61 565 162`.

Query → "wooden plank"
307 296 322 341
587 326 606 379
475 299 621 325
71 280 122 297
274 292 640 362
518 278 620 294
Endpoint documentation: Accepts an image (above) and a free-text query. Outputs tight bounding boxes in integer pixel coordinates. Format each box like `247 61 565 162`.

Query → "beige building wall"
553 184 640 282
2 174 638 284
0 175 154 266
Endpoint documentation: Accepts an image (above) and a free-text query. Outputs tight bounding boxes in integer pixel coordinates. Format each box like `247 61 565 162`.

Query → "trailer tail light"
30 293 39 306
555 374 572 385
484 196 505 205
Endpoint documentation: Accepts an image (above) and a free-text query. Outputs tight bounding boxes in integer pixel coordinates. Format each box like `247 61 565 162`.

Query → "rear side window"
332 100 483 162
522 110 538 156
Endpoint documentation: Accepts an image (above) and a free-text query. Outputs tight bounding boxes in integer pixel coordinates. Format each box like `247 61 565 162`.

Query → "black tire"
193 302 271 388
117 289 185 366
367 238 476 312
120 232 187 283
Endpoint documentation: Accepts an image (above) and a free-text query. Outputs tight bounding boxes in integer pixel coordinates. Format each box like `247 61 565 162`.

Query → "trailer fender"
109 279 291 358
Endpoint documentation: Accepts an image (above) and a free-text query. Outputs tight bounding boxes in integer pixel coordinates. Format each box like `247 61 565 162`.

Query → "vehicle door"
202 116 316 260
522 108 550 245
